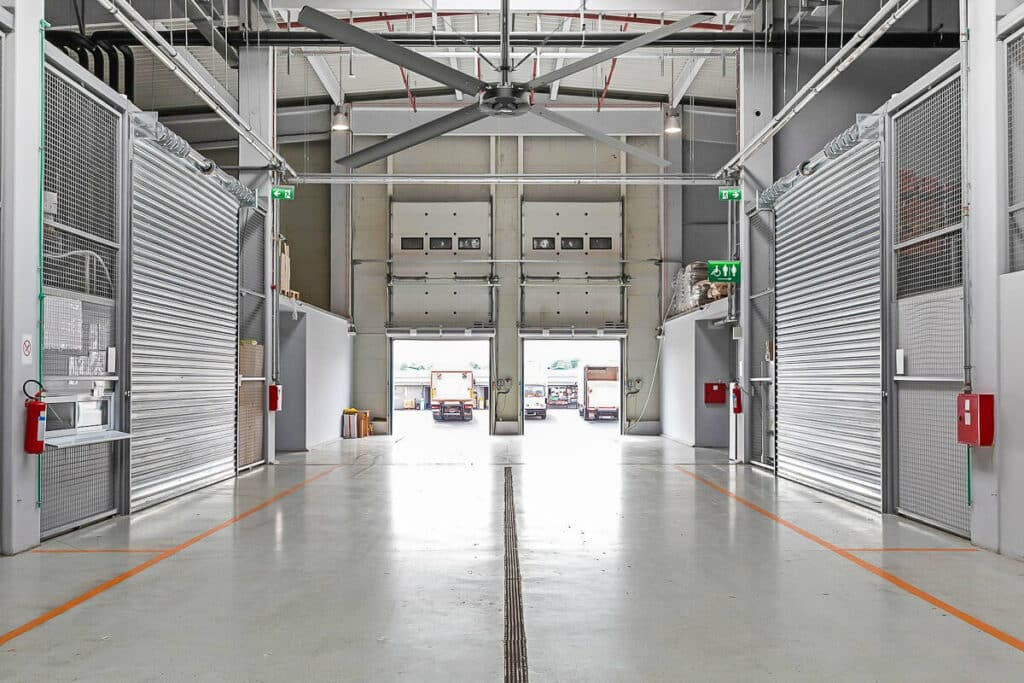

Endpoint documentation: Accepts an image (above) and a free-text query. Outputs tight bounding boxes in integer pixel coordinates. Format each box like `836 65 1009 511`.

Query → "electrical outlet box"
957 393 994 447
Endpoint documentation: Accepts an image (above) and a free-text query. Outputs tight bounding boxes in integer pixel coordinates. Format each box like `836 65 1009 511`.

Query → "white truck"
524 384 547 419
579 366 620 421
431 370 476 422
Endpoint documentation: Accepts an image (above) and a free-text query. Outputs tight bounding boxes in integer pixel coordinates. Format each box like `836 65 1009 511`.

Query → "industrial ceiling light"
664 112 683 134
331 107 350 132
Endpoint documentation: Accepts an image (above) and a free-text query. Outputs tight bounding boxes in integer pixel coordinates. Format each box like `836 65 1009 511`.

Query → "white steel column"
1 0 45 554
238 46 278 465
330 118 351 317
964 0 1001 550
735 47 773 464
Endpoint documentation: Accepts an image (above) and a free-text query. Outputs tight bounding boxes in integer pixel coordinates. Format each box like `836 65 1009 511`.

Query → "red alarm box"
704 383 727 404
957 393 994 447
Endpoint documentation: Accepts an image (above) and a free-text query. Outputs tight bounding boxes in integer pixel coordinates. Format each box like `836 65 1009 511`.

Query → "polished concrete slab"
2 432 1023 681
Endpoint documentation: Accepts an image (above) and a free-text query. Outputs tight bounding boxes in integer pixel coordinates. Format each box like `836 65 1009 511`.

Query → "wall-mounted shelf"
44 430 130 450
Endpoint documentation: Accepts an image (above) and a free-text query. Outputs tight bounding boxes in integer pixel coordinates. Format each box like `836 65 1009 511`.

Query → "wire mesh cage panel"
42 295 116 378
890 68 967 533
892 77 963 296
40 443 118 537
43 227 119 300
44 71 119 243
240 207 266 294
1008 33 1024 272
39 65 123 538
897 385 970 534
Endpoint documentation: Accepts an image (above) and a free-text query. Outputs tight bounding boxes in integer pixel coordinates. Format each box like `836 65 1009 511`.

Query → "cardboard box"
358 411 371 438
279 241 292 293
239 342 264 378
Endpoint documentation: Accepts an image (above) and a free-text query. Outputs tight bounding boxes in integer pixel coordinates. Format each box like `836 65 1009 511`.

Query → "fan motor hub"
480 85 530 117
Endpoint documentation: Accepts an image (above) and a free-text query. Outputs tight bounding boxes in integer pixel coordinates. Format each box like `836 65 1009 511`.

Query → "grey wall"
191 143 334 311
771 0 958 176
280 141 331 310
349 130 665 434
659 300 730 447
277 314 308 452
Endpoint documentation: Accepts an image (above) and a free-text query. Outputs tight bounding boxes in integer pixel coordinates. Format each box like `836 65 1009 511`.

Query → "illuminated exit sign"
718 186 742 201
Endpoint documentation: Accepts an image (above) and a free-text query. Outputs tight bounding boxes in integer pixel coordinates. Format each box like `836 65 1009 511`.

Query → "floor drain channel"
504 466 528 683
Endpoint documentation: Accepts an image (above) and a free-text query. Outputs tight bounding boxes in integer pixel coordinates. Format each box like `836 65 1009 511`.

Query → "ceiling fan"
298 4 714 169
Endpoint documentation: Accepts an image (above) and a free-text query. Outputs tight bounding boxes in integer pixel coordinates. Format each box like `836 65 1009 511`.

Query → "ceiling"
48 2 753 113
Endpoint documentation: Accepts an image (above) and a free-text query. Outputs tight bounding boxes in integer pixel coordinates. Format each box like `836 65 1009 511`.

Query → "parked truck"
579 366 620 421
431 370 476 421
524 384 548 419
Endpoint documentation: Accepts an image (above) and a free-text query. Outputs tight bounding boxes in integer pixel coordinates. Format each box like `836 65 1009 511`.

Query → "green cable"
966 446 972 507
36 19 51 508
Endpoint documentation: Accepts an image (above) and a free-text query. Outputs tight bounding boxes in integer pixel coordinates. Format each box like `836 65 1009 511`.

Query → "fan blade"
526 13 716 90
337 103 488 169
298 7 487 96
532 108 671 169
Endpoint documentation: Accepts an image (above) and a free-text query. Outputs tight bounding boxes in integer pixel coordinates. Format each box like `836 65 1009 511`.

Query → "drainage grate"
504 467 528 683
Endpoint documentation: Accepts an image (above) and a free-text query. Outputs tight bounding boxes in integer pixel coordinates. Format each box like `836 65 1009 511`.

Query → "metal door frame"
883 54 968 532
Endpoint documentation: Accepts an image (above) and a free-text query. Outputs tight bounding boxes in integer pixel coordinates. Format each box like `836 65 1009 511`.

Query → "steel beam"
305 53 343 105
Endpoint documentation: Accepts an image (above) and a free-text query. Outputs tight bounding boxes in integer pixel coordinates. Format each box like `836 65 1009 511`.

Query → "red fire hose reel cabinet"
957 393 994 447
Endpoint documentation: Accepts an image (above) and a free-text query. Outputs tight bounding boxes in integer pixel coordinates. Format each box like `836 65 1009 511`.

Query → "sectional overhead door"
128 135 239 511
774 142 885 509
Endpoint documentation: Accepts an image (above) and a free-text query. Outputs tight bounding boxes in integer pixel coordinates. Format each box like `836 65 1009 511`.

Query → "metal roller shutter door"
774 142 884 509
129 139 239 511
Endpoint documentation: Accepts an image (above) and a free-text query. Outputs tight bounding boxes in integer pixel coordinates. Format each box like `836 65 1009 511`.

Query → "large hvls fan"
298 5 714 169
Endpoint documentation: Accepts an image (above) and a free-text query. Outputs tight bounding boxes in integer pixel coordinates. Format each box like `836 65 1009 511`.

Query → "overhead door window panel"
128 135 239 512
389 202 493 328
774 143 884 510
521 202 623 329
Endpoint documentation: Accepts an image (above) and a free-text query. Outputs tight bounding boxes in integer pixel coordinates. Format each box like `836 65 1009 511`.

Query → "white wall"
276 300 354 451
659 299 730 447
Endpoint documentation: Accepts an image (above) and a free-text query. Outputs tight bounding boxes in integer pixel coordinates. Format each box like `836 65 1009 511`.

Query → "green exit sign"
708 260 741 284
271 185 295 201
718 186 742 201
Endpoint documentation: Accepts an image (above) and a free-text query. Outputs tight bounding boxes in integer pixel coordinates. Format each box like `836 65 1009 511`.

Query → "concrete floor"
2 432 1024 681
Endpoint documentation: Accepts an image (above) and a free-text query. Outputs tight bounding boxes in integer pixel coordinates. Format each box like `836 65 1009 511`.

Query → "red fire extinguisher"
731 383 743 415
23 380 47 455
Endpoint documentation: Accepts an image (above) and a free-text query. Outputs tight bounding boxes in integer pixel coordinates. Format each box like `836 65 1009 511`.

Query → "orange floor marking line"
32 549 171 554
672 465 1024 654
841 547 979 552
0 465 345 647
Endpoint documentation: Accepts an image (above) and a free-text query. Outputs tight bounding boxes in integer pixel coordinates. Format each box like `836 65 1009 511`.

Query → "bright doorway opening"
391 339 491 439
522 339 622 436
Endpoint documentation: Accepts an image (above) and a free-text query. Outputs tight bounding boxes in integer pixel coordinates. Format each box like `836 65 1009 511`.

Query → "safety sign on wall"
708 260 741 284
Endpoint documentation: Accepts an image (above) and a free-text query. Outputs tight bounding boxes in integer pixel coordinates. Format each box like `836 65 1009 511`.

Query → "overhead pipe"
93 0 293 177
293 173 723 186
719 0 922 177
87 28 958 50
45 30 92 68
94 40 120 93
115 43 135 101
